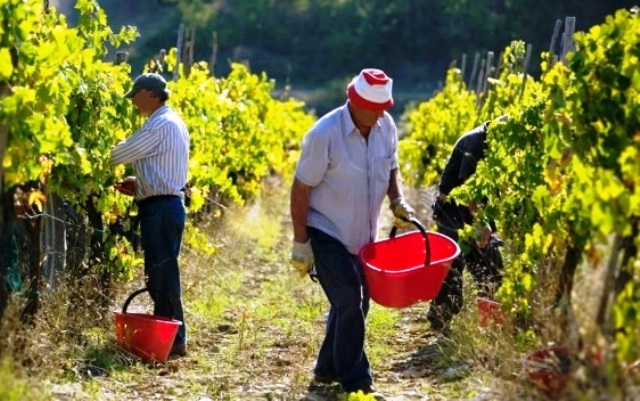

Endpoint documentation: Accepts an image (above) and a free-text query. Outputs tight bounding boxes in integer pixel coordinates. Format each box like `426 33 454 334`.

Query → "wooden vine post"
183 26 195 77
519 43 532 99
494 50 503 79
474 51 493 107
209 31 218 77
459 53 467 84
41 193 66 290
115 51 129 65
469 52 480 89
597 234 624 343
560 16 576 64
548 18 563 66
173 24 196 79
475 57 486 95
173 24 185 81
157 49 166 73
158 49 166 66
482 51 494 95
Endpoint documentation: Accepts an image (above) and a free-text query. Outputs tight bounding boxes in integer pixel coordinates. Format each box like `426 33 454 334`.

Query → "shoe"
313 372 338 384
169 343 187 357
427 305 453 332
431 323 451 338
349 386 385 401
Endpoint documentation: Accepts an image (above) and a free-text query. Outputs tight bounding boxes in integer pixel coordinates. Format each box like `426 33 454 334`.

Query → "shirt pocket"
373 156 394 185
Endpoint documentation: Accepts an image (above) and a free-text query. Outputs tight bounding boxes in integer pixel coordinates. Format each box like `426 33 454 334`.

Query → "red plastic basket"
523 346 571 397
477 297 506 327
114 288 182 363
359 219 460 308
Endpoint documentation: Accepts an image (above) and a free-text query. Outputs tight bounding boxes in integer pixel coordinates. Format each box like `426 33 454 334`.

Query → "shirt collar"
148 104 169 119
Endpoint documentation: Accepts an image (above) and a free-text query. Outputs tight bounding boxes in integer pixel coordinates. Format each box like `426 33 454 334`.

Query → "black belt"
136 194 180 207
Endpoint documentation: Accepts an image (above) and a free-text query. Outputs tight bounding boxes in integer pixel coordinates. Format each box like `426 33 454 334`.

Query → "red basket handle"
122 288 177 318
389 218 431 266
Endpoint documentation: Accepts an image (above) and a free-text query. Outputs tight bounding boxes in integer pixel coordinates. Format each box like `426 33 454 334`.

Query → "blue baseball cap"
124 73 170 98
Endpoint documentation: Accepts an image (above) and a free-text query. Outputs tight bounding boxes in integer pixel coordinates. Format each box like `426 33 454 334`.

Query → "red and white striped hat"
347 68 394 112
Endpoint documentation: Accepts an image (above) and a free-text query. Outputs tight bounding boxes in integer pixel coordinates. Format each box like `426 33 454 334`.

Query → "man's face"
351 105 384 129
130 90 158 116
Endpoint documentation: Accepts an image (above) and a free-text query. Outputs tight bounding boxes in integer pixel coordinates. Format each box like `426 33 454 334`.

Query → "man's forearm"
290 178 311 242
387 168 404 201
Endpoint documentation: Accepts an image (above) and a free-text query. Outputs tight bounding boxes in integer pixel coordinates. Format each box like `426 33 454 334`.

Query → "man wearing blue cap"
111 73 190 357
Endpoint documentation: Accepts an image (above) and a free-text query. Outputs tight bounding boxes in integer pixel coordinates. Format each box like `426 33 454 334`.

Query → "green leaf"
0 48 13 79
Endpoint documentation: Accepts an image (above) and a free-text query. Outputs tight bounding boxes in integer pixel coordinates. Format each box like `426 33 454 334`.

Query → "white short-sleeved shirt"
295 103 399 255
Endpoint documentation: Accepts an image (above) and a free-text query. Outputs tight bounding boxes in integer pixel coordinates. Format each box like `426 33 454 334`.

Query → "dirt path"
91 183 522 401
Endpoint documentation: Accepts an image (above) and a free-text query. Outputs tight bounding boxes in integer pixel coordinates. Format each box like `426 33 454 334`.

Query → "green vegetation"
401 7 640 397
0 180 562 400
141 0 637 82
0 357 48 401
0 0 314 286
1 1 639 400
55 0 638 115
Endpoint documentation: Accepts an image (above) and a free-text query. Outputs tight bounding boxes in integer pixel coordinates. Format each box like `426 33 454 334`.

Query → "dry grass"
0 180 635 400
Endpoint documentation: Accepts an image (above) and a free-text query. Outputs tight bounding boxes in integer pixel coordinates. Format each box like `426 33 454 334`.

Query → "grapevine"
0 0 314 313
401 8 640 365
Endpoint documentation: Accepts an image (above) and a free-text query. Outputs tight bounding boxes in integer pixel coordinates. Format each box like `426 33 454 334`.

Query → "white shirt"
110 105 189 201
295 103 399 255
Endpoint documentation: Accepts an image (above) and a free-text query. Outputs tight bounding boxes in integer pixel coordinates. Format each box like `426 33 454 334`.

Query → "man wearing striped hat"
290 69 415 400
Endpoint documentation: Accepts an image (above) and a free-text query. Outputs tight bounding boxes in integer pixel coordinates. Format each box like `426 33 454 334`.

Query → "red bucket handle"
389 218 431 266
122 288 177 318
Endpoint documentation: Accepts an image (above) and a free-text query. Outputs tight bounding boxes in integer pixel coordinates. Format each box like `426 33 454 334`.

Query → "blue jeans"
139 196 186 345
309 227 372 392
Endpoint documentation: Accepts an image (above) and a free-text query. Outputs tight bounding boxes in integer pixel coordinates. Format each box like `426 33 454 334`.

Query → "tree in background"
56 0 639 114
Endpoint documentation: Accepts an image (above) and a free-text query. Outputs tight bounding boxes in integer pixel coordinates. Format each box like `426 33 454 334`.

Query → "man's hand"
114 176 136 196
477 224 493 248
390 197 415 229
290 240 314 278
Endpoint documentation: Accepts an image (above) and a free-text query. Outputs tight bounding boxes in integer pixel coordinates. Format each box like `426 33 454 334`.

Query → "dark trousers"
308 227 372 392
427 200 503 328
139 196 187 345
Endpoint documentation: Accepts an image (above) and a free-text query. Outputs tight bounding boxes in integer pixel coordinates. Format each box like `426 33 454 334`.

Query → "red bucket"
523 346 571 397
477 297 506 327
359 219 460 308
114 288 182 363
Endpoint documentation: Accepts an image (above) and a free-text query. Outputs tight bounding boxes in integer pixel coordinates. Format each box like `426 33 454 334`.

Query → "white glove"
290 240 314 278
390 197 415 229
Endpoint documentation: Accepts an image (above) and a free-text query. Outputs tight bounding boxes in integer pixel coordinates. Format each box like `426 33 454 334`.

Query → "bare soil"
80 183 533 401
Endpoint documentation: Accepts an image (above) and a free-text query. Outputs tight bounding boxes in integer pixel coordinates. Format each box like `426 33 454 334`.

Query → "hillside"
51 0 176 69
49 0 640 117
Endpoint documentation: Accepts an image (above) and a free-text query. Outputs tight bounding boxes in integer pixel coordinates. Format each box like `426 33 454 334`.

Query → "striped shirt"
295 103 399 255
110 105 189 201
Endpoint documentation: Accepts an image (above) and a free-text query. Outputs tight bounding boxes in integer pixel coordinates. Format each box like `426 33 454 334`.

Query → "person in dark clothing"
427 120 505 332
